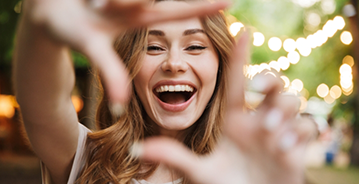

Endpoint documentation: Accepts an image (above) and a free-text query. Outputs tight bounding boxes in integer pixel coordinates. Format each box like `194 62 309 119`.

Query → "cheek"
133 57 157 99
194 55 219 89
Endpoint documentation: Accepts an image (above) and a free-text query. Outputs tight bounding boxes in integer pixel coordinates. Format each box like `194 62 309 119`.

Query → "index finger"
227 32 250 110
138 1 231 26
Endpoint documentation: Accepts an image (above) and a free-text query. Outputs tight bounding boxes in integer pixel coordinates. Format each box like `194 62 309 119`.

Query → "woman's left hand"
134 33 317 184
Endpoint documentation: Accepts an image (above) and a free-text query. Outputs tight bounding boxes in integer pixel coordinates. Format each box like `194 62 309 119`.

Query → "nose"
161 51 189 74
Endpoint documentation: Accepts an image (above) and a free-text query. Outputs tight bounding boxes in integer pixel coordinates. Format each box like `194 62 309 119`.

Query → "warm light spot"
299 96 308 112
269 60 281 72
277 56 290 70
253 32 265 46
291 79 304 92
268 37 282 51
342 83 353 92
324 94 335 104
258 63 271 73
280 76 290 88
287 51 300 64
333 16 345 30
340 79 353 89
317 83 329 98
71 96 84 113
0 95 15 118
343 86 353 96
340 31 353 45
296 37 311 57
321 0 336 15
343 55 354 67
314 30 328 47
306 34 317 48
323 20 337 37
306 12 321 27
229 22 244 37
300 88 310 99
330 85 342 99
283 38 296 52
339 64 352 74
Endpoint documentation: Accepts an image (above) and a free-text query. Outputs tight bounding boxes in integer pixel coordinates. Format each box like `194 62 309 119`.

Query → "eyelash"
185 45 207 51
146 45 207 52
147 46 164 51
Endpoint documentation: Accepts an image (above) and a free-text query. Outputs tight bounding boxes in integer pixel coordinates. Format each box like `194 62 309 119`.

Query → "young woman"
13 0 316 184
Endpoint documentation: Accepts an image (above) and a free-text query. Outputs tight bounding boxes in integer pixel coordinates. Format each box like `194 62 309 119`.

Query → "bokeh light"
283 38 296 52
269 60 280 72
280 75 290 88
71 96 84 113
317 83 329 98
287 51 300 64
229 22 244 37
330 85 342 99
291 79 304 92
268 37 282 51
278 56 290 70
333 16 345 30
339 64 352 74
253 32 265 46
343 55 354 67
340 31 353 45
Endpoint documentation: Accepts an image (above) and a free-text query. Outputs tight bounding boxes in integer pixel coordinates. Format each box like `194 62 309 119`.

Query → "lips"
153 81 197 112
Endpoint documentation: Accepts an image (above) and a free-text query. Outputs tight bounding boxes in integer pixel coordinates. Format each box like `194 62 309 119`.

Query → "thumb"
133 137 204 181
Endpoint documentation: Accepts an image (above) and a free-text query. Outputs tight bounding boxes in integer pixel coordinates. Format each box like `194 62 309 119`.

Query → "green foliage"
229 0 351 97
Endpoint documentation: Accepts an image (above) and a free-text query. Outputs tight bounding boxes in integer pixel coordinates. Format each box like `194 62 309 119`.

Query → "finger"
139 1 230 26
295 117 318 144
82 35 131 104
101 0 148 12
135 137 204 181
227 31 250 110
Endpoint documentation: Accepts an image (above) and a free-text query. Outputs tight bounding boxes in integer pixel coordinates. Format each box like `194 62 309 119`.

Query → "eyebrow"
148 30 165 36
148 29 205 37
183 29 205 36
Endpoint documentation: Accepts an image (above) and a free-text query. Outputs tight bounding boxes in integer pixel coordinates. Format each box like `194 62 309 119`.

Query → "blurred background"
1 0 359 183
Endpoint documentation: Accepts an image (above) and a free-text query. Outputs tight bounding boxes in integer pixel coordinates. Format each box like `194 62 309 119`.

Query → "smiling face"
133 14 219 136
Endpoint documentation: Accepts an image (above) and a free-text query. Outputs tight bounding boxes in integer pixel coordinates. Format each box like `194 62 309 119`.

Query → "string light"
229 22 244 37
268 37 282 51
317 83 329 98
340 31 353 45
343 55 354 67
253 32 265 46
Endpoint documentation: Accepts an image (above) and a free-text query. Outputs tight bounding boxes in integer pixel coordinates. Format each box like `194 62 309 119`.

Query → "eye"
185 45 207 51
147 45 165 51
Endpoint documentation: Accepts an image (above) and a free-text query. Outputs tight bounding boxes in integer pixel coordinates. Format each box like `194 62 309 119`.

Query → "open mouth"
153 85 197 105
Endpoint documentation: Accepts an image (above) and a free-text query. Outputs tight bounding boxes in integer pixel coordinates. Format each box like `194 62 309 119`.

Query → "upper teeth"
155 85 194 93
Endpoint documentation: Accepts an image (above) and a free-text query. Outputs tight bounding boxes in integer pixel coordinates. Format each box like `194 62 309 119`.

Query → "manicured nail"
129 141 143 158
248 75 268 93
109 102 124 117
264 109 283 131
279 132 298 151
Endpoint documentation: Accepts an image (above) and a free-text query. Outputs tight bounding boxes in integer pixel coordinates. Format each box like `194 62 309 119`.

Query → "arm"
13 2 79 183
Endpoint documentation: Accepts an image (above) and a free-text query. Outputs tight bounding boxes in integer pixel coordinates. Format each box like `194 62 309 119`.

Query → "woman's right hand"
23 0 229 104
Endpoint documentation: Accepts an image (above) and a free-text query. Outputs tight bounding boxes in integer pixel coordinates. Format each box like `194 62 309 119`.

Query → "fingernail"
129 141 143 159
109 102 125 117
248 75 268 93
263 109 283 131
279 132 298 151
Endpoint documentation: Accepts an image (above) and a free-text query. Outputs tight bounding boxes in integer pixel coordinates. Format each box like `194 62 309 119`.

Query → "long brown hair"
77 1 234 183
